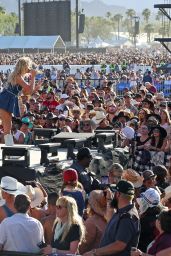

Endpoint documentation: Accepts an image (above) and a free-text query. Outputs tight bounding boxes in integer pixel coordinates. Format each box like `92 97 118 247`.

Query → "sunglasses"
83 123 90 127
56 205 66 210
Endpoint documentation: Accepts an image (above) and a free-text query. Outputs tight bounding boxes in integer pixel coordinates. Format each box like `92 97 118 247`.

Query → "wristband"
52 248 56 253
92 249 97 256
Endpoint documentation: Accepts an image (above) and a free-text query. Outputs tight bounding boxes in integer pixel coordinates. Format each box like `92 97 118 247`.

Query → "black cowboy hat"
112 111 131 123
46 112 58 120
147 113 161 124
142 98 154 109
149 125 167 138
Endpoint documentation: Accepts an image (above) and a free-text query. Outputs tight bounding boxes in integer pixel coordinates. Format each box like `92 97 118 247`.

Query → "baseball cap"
77 147 92 160
115 180 135 195
143 170 156 181
141 188 160 206
63 169 78 183
61 94 69 99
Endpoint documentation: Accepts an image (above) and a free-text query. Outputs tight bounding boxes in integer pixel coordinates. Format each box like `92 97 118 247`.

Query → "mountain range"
0 0 159 17
0 0 127 17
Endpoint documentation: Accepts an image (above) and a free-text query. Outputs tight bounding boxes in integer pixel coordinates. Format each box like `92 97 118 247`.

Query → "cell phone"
101 175 109 185
37 241 47 249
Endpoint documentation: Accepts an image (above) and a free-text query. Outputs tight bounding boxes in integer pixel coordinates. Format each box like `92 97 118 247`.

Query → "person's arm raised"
16 69 37 95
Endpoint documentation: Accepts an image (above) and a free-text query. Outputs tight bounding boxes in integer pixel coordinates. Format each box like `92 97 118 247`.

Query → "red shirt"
43 100 59 111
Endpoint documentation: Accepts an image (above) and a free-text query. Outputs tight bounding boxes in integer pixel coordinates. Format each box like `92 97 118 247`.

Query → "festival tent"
0 35 65 52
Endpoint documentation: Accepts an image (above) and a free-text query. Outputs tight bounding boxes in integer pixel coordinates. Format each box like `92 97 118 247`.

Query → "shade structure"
0 35 65 51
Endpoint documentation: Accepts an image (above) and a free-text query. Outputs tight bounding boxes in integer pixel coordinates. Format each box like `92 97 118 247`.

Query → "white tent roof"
0 36 65 49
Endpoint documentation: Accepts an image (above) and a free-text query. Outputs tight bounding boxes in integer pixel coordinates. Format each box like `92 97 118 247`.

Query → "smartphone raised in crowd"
101 175 109 185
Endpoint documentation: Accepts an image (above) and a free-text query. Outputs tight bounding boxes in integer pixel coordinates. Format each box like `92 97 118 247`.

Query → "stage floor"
0 145 69 170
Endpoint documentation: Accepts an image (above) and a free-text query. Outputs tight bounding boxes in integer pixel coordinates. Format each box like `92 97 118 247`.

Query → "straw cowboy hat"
0 176 26 196
88 190 107 217
155 92 165 101
92 111 106 125
162 186 171 203
26 185 44 208
122 169 143 188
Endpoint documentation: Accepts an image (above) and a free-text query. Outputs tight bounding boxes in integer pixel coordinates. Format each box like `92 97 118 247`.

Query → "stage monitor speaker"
0 166 37 184
79 14 85 33
135 21 140 35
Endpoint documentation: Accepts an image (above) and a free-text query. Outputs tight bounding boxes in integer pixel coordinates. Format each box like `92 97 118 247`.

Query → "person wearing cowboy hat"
124 92 138 116
0 176 26 223
142 98 155 112
146 113 161 129
113 111 135 145
25 181 47 221
0 194 44 253
79 190 107 255
148 125 167 152
93 111 113 130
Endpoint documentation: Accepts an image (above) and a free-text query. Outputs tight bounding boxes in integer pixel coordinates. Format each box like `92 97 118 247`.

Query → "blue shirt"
100 204 140 256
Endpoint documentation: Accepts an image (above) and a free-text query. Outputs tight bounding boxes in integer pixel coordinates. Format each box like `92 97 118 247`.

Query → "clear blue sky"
85 0 162 12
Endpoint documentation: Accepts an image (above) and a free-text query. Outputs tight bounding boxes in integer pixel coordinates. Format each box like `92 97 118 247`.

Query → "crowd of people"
0 49 170 255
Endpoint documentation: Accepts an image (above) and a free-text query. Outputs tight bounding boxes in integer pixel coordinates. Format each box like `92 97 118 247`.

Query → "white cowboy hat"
0 176 26 196
92 111 106 125
26 185 44 208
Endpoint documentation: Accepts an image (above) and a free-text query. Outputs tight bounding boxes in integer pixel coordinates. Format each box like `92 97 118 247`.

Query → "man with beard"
83 180 140 256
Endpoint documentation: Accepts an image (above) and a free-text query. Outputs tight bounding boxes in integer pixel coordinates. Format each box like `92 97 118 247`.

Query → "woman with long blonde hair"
0 57 41 145
43 196 85 255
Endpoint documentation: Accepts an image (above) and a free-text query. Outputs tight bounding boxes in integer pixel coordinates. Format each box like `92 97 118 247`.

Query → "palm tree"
0 6 5 14
155 10 163 22
125 9 136 37
126 9 136 19
142 8 151 23
106 11 112 19
113 14 123 40
144 23 154 42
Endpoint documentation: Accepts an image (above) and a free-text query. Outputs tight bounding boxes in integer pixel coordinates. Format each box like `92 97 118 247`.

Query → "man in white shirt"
0 194 44 253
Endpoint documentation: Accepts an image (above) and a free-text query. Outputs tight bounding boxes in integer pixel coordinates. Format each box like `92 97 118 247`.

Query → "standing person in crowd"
136 188 163 252
79 190 107 254
70 147 95 194
41 192 59 244
83 180 140 256
0 176 26 223
108 163 124 185
0 57 41 146
42 196 85 255
11 118 25 144
0 194 44 253
131 210 171 256
60 168 85 216
20 117 33 144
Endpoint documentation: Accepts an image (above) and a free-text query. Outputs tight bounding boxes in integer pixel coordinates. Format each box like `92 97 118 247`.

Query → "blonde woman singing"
0 57 41 145
43 196 85 255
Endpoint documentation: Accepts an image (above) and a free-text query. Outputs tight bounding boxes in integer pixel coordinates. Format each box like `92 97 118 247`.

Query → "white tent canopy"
0 36 65 51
